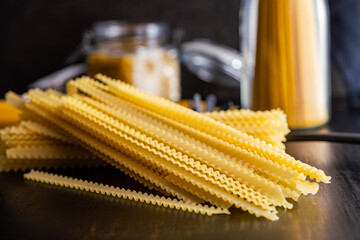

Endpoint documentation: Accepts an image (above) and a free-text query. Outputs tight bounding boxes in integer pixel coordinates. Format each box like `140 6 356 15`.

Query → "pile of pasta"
0 74 330 220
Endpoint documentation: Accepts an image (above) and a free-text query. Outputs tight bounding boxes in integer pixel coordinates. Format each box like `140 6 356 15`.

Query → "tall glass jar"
85 21 181 102
239 0 330 130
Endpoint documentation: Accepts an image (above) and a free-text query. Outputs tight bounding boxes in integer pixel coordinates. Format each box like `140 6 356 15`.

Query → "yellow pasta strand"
24 170 229 216
20 120 71 143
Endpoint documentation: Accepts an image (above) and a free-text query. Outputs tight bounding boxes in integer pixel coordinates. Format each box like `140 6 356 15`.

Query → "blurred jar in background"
240 0 330 130
86 21 181 101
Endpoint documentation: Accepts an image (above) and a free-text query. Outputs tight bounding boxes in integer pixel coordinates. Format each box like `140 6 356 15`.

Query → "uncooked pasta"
252 0 328 129
3 75 330 220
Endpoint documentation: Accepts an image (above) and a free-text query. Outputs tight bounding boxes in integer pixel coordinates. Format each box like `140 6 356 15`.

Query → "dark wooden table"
1 99 360 240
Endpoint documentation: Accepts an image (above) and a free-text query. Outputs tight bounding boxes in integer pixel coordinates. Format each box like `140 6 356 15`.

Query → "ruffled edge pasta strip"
20 120 72 143
3 138 63 148
24 170 230 216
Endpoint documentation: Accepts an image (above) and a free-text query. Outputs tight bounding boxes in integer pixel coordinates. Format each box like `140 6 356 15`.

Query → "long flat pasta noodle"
4 138 61 148
1 132 42 142
0 123 69 147
24 170 229 216
20 120 71 143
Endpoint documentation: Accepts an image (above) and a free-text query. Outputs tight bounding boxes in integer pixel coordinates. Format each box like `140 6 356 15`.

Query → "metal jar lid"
89 21 169 44
65 21 170 64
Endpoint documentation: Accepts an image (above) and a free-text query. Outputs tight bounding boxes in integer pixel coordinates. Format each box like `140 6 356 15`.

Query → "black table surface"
1 99 360 240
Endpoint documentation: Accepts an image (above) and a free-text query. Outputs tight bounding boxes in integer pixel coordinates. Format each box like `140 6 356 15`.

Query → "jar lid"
65 21 171 65
90 21 169 43
181 39 243 88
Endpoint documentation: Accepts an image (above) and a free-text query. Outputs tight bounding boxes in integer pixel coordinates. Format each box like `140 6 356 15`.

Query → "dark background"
0 0 240 99
0 0 350 101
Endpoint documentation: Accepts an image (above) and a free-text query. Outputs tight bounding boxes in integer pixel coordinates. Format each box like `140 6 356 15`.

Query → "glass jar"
239 0 330 130
85 21 181 101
